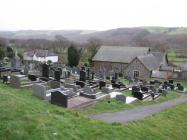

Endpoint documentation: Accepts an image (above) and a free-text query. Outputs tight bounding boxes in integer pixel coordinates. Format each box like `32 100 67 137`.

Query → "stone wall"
152 70 178 79
179 71 187 80
93 61 127 73
124 58 151 79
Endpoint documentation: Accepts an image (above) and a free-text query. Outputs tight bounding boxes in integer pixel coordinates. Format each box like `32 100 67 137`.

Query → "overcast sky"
0 0 187 31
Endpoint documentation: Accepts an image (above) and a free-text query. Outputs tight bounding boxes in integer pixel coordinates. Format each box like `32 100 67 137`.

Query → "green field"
167 49 187 66
143 27 187 35
1 82 187 140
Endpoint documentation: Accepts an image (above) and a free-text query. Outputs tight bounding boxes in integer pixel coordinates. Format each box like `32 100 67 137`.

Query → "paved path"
92 96 187 123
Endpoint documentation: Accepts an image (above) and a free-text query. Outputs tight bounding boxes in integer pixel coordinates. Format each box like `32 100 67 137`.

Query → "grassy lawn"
77 91 181 115
78 80 187 115
1 82 187 140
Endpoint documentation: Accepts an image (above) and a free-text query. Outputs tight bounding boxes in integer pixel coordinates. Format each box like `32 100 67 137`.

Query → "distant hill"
1 27 187 48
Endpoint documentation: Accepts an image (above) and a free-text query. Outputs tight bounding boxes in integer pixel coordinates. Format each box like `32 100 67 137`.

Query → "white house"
23 50 58 63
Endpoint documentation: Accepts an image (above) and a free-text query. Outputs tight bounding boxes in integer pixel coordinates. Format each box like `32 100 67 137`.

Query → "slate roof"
35 50 57 57
26 51 35 57
92 46 150 63
25 50 57 57
151 52 166 64
159 65 174 71
137 54 161 70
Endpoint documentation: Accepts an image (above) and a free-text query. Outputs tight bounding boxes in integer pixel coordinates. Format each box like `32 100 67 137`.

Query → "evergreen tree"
67 45 81 67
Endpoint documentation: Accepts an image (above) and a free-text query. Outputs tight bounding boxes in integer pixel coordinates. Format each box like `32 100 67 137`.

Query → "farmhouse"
23 50 58 63
93 46 168 79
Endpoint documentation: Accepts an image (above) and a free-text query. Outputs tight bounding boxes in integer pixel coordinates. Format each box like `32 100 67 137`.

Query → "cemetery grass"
77 91 181 115
1 84 187 140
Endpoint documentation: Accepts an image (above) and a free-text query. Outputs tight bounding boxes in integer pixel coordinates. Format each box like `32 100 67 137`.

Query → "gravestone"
64 83 78 92
76 81 85 88
67 71 71 78
169 80 173 84
132 91 143 100
79 67 86 82
24 64 29 75
83 86 96 95
132 86 140 92
168 84 175 90
106 76 110 80
116 95 126 103
99 81 106 90
51 91 68 107
3 75 8 84
11 56 21 69
57 67 62 76
102 87 110 94
140 86 149 92
112 83 121 89
111 79 116 84
91 71 95 80
86 67 90 80
49 80 61 89
28 74 37 81
54 70 61 81
42 63 49 78
150 92 155 100
178 85 184 91
177 83 181 88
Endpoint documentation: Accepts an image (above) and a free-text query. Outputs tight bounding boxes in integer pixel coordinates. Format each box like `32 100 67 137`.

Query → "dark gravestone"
132 86 140 92
178 85 184 91
168 84 175 90
162 84 168 90
169 80 173 84
118 82 126 88
154 80 162 85
106 76 110 80
86 68 90 80
28 74 37 81
91 72 94 80
164 81 168 85
112 83 121 89
51 91 68 107
89 80 97 85
42 63 49 78
67 71 71 78
150 93 155 100
140 86 149 92
3 75 8 84
177 83 181 87
132 91 143 100
76 81 85 88
158 89 163 93
111 79 116 84
99 81 106 90
79 68 86 82
57 67 62 76
54 70 61 81
150 80 155 85
11 69 21 73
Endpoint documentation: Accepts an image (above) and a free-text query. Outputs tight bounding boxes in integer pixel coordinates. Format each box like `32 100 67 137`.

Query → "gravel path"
92 96 187 123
